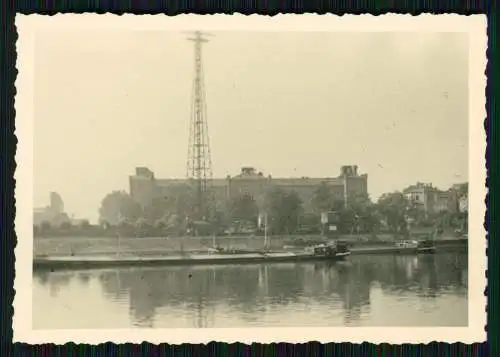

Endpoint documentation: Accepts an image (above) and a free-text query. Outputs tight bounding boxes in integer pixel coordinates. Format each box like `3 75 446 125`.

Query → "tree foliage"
264 187 303 234
229 194 259 222
431 210 468 236
312 183 378 234
143 196 178 223
98 190 143 226
40 220 52 232
344 193 379 234
79 219 91 229
376 192 410 235
170 187 197 218
60 221 72 230
312 182 344 214
36 181 467 239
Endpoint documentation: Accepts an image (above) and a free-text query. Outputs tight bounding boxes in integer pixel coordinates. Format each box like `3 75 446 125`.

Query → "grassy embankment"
33 234 466 257
34 235 287 257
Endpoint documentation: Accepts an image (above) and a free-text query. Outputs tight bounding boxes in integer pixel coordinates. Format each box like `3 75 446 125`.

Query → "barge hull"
33 244 467 271
33 252 351 271
350 245 464 255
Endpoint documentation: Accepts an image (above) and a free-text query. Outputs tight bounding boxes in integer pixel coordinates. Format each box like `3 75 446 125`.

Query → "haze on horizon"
33 30 469 223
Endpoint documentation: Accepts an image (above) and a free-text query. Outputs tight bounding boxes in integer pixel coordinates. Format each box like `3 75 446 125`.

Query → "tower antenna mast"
186 31 214 221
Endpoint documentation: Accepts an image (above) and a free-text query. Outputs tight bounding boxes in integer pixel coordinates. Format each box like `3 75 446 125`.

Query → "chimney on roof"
241 167 255 175
340 165 358 177
135 167 154 179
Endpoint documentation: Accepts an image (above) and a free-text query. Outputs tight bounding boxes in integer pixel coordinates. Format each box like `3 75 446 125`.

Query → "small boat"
415 229 437 254
207 246 261 255
394 239 436 254
416 239 436 254
395 240 419 249
304 240 351 260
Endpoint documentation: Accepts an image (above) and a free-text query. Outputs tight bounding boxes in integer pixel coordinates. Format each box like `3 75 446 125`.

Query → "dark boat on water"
416 239 436 254
33 240 351 271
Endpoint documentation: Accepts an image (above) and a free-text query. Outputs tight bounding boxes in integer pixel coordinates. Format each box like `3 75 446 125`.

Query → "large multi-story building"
129 165 368 214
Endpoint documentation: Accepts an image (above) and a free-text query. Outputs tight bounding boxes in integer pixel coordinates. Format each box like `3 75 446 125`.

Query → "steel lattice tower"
186 31 214 221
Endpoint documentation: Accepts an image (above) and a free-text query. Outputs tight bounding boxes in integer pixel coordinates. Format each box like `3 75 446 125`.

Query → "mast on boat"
264 212 269 250
116 233 122 258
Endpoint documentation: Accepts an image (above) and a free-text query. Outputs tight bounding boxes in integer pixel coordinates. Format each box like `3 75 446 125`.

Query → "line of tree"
34 184 468 239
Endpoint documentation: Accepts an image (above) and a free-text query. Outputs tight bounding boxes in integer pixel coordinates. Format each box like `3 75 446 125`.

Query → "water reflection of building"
33 271 73 297
104 255 463 326
33 253 468 327
100 262 365 325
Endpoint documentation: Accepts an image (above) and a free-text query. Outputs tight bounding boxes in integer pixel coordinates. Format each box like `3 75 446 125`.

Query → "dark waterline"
33 252 468 328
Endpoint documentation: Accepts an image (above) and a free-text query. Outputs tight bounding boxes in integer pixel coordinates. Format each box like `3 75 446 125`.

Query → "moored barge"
33 240 351 271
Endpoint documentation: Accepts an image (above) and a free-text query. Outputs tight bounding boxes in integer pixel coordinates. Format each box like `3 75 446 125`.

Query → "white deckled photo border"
13 13 487 344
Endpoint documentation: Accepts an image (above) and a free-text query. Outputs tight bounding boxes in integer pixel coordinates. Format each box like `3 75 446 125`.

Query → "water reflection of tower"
195 294 206 328
99 270 128 301
193 270 211 328
190 267 223 327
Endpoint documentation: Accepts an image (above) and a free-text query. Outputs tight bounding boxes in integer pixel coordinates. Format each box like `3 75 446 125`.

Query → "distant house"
33 192 70 227
459 196 468 213
452 183 469 213
403 182 465 216
403 182 440 215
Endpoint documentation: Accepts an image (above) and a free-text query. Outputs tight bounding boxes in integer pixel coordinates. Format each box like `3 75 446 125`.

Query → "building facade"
452 182 469 213
129 165 368 214
403 182 467 216
33 192 70 227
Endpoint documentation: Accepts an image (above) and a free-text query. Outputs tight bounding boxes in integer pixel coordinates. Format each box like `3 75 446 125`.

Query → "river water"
33 252 468 328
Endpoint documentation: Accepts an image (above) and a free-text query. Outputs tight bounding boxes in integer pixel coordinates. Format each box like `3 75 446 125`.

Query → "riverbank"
33 235 467 257
34 235 286 257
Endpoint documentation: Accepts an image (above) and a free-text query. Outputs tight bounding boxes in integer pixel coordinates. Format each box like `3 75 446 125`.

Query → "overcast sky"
33 30 469 222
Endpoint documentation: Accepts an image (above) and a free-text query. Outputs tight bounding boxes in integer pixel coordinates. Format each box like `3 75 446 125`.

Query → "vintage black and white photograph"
14 14 486 343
